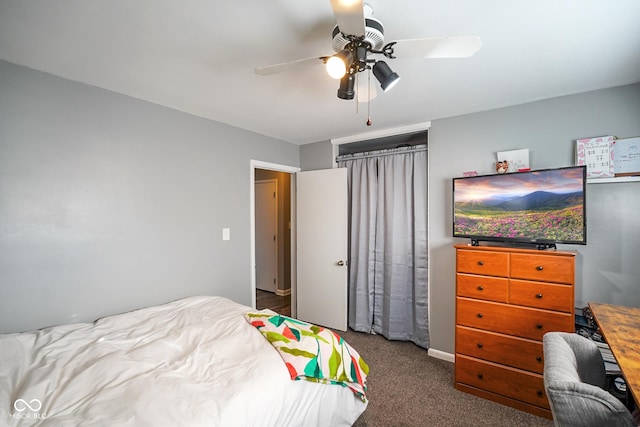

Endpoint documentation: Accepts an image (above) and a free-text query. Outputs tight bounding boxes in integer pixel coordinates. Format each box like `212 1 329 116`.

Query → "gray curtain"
338 145 429 348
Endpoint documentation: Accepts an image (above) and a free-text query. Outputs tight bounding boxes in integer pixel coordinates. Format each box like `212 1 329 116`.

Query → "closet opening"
334 125 430 348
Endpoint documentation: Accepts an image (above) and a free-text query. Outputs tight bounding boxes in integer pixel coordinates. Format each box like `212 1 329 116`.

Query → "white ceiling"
1 0 639 145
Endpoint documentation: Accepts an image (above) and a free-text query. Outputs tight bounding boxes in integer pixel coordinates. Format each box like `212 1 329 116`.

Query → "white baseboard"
428 348 455 363
275 288 291 297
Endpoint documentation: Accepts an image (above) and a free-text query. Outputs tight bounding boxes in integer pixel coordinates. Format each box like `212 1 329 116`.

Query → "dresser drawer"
456 354 549 409
457 250 509 277
457 274 508 302
510 253 574 284
456 297 574 341
510 279 573 312
456 326 544 374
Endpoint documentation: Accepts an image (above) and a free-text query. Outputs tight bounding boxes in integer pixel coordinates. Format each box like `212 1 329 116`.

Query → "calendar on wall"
575 136 615 178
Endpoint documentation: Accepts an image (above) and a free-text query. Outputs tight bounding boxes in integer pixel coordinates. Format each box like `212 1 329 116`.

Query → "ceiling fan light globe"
326 56 347 79
326 49 353 79
373 61 400 92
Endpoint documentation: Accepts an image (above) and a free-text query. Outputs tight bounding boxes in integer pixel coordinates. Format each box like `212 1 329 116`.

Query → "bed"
0 296 368 426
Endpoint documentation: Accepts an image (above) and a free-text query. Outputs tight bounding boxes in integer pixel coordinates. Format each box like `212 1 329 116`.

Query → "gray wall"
300 140 334 171
429 83 640 354
0 60 299 333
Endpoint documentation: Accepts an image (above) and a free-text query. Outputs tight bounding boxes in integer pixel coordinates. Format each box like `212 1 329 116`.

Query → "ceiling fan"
255 0 481 102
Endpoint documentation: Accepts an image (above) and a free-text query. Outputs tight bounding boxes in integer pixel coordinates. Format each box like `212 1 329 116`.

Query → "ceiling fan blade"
255 56 326 76
329 0 365 37
393 36 482 59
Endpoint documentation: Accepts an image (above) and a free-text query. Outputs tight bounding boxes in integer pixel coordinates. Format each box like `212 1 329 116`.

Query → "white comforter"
0 296 366 426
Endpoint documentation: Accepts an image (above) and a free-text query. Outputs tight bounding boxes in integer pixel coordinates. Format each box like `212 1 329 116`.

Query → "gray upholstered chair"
543 332 636 427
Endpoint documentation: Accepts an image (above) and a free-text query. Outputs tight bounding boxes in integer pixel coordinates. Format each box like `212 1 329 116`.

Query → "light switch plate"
222 228 230 241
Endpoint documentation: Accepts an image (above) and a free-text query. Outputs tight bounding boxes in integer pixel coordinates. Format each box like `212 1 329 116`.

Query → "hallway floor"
256 290 291 317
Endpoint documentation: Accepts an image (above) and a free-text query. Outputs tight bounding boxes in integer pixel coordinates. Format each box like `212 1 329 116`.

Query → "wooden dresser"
454 244 576 419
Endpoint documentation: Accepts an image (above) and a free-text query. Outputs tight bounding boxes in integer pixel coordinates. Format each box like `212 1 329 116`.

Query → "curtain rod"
336 144 427 162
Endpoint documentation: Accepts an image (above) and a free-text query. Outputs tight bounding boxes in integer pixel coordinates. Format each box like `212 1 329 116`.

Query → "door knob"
337 260 346 266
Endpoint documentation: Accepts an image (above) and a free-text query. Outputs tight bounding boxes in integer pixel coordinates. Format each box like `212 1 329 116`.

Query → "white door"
296 168 348 331
255 180 278 292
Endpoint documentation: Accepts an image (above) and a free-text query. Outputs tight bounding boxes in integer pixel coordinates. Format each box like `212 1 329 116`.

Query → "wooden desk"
589 302 640 404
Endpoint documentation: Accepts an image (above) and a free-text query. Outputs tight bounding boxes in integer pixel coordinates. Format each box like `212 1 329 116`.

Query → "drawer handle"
536 356 542 362
478 261 484 266
477 313 484 318
536 265 544 271
535 293 543 299
477 343 483 349
537 390 543 397
477 286 484 291
536 323 543 330
477 373 484 380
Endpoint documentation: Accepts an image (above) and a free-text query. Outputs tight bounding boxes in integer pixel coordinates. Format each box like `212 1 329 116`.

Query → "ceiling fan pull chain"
366 70 372 126
355 73 360 113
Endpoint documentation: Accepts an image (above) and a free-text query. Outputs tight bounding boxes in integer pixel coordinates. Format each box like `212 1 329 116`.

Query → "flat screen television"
452 165 586 248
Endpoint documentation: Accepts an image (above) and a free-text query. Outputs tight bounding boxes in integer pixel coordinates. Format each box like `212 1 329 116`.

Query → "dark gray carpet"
339 328 555 427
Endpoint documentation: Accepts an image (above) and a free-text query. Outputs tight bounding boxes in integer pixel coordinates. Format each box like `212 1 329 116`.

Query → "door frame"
250 160 300 315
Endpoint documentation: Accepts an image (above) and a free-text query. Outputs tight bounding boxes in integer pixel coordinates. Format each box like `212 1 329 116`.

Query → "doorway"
251 161 299 316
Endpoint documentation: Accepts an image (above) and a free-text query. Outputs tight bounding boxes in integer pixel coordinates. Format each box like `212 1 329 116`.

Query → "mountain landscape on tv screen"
462 190 583 212
454 190 584 242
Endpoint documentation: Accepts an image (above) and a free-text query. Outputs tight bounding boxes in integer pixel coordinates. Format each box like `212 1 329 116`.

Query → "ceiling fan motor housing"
331 17 384 52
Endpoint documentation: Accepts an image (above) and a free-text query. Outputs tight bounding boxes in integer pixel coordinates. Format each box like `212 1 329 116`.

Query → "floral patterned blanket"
245 311 369 401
